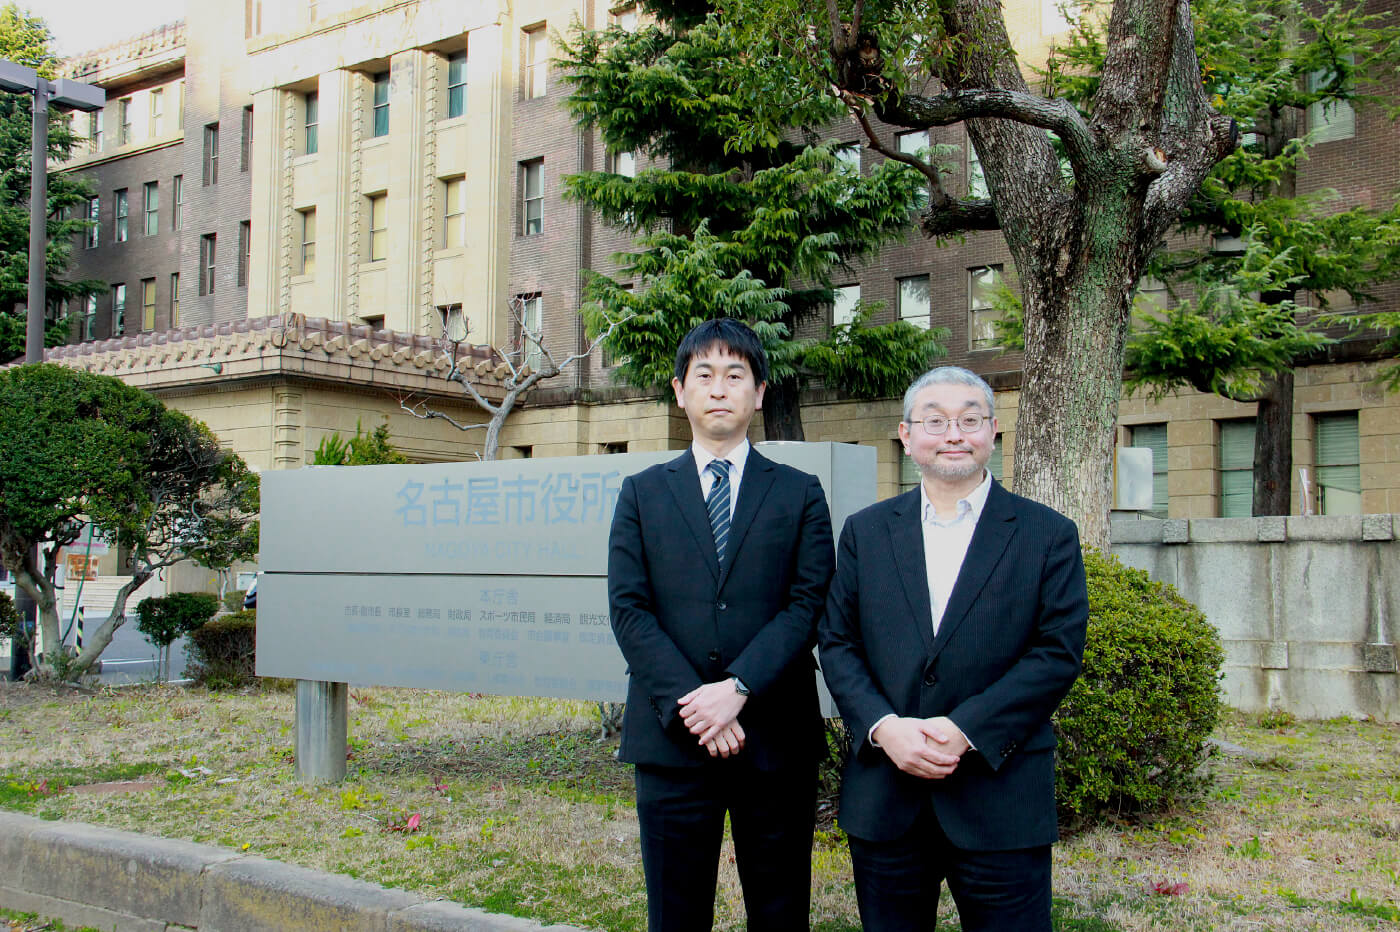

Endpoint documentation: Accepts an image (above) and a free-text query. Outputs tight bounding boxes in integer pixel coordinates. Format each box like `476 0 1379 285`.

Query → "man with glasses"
819 365 1088 931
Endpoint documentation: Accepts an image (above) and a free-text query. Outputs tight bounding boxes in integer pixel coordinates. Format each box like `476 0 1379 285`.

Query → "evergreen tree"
560 2 947 441
0 3 100 362
1049 0 1400 515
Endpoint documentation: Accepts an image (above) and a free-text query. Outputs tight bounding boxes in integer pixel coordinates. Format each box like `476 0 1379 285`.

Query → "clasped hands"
678 680 747 758
872 716 970 779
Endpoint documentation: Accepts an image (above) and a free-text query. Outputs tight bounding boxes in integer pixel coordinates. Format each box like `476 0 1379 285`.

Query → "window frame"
172 175 183 230
523 25 548 99
203 123 219 186
143 181 159 236
371 72 390 138
111 283 126 336
199 234 217 296
446 52 467 118
897 274 931 330
304 91 319 155
442 177 465 248
520 159 543 235
237 221 251 287
113 189 128 242
367 194 388 261
968 264 1004 350
140 278 156 330
298 208 317 275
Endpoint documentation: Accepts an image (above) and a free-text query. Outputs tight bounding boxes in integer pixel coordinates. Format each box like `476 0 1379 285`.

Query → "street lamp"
0 59 104 364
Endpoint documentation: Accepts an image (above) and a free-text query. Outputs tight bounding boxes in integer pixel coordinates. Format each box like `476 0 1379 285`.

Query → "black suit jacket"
608 448 835 771
819 479 1088 849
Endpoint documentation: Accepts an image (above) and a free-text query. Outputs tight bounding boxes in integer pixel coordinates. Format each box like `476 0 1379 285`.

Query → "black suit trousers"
634 758 817 932
848 806 1051 932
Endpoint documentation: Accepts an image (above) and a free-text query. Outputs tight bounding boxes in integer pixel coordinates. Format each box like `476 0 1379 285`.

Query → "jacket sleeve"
948 514 1088 770
818 517 898 759
726 473 835 696
607 474 704 730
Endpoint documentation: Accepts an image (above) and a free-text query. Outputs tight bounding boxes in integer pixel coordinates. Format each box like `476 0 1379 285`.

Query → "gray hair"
902 366 995 422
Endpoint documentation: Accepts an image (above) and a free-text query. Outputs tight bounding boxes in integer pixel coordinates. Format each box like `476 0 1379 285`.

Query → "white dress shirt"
921 469 993 636
692 439 750 520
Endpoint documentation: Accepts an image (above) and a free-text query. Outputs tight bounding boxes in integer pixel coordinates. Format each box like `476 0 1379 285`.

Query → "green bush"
0 590 20 641
1054 549 1225 828
222 589 246 613
135 592 221 648
186 609 256 689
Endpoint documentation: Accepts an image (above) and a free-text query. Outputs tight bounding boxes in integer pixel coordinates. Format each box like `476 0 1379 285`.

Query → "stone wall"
1111 515 1399 721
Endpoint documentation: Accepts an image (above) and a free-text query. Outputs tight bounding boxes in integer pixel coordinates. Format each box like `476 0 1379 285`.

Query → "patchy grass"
1 682 1396 931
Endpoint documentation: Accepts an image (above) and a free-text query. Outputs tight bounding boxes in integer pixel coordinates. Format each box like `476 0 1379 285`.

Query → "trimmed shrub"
1054 548 1225 828
186 609 256 689
222 589 246 613
135 592 221 647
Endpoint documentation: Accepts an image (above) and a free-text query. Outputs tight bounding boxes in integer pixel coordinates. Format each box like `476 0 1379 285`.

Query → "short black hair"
673 318 769 385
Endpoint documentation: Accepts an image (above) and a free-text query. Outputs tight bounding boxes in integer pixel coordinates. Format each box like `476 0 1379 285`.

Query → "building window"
969 264 1003 350
521 159 543 235
298 208 316 275
439 303 466 340
896 130 929 206
170 273 180 327
524 24 548 98
87 110 102 153
172 175 183 230
203 123 219 185
367 194 387 261
447 51 467 118
360 314 385 330
83 295 97 340
1315 412 1360 515
897 274 931 330
371 72 390 137
519 293 543 369
832 284 860 327
140 278 156 330
1218 419 1256 518
199 234 216 295
246 0 263 36
118 97 132 145
442 177 465 248
988 434 1004 481
113 189 128 242
1129 423 1169 517
612 3 640 30
111 283 126 336
84 196 99 248
143 181 159 236
237 221 251 287
148 89 164 137
607 149 636 177
966 138 987 198
303 91 319 154
1307 56 1356 143
834 143 862 177
240 106 253 171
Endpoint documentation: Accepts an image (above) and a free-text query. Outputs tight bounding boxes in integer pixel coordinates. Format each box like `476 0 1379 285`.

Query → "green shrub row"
185 609 257 689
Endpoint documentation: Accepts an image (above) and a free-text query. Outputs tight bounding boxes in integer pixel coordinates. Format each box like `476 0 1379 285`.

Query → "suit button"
922 672 938 687
708 650 720 662
716 601 727 611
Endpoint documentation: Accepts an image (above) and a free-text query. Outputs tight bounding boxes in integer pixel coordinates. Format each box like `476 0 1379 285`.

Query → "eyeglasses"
909 414 988 435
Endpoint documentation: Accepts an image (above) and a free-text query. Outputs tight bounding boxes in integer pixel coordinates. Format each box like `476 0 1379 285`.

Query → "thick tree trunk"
1014 265 1133 551
762 379 805 441
1252 370 1294 516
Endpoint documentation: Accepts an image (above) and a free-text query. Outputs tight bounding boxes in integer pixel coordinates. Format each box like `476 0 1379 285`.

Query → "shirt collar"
693 438 750 479
920 470 993 526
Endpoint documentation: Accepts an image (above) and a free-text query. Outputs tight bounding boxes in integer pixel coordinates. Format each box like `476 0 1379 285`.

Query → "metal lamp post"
0 59 104 364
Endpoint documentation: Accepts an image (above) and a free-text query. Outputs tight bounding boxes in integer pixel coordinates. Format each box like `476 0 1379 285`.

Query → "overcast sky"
27 0 186 58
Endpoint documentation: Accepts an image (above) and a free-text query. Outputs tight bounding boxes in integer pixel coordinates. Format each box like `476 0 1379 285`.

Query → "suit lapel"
664 450 721 583
886 490 936 655
717 450 776 590
930 480 1018 660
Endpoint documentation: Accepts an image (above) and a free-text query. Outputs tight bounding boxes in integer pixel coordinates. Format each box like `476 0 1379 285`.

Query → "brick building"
50 0 1400 517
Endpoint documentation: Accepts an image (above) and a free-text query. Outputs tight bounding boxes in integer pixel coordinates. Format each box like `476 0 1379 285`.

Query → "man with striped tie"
608 318 835 931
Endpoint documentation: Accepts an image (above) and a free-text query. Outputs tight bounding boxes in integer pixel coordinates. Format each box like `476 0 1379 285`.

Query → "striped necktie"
706 459 732 566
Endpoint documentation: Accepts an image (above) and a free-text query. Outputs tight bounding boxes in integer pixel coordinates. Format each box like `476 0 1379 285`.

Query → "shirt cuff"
867 713 897 747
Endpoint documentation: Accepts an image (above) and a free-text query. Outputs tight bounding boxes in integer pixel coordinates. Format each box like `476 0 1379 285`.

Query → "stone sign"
257 443 877 700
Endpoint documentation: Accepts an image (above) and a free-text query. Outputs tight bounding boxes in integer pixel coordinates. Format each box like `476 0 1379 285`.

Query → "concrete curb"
0 810 585 932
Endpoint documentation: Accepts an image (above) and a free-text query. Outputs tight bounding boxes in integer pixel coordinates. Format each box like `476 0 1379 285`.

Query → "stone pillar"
295 679 347 783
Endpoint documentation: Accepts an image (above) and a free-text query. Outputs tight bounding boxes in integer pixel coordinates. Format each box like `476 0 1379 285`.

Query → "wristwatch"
732 676 751 696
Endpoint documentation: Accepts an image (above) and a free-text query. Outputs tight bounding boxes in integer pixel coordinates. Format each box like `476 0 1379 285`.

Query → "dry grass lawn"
0 682 1396 931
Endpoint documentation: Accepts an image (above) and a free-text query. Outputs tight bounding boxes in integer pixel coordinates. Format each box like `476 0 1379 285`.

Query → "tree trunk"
1252 370 1294 516
762 379 805 441
66 571 150 679
1014 270 1133 551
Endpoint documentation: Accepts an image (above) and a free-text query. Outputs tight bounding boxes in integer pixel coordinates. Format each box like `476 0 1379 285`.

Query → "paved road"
64 615 191 685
